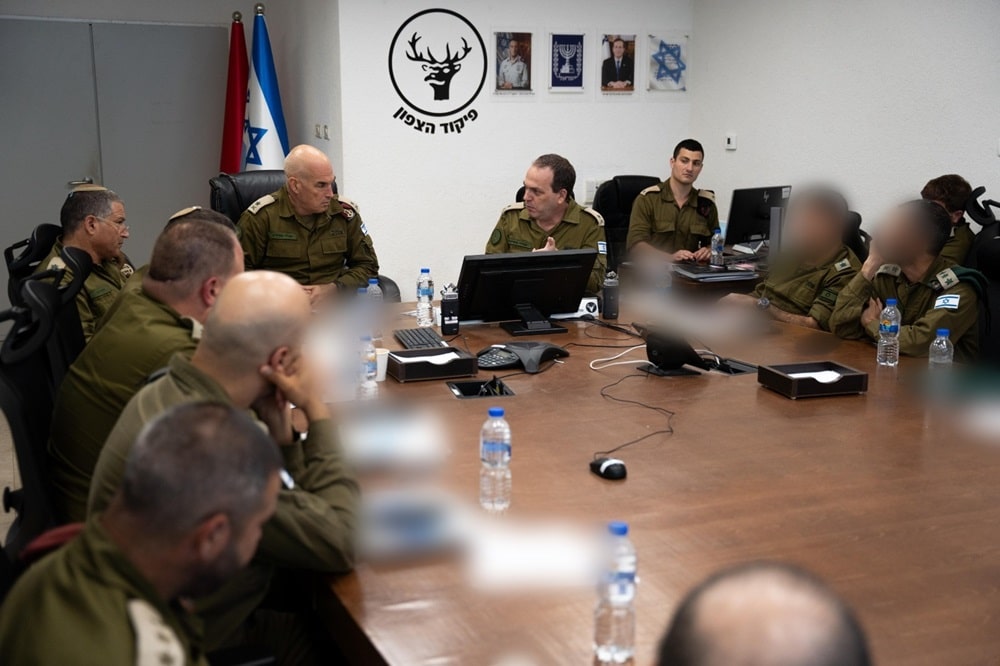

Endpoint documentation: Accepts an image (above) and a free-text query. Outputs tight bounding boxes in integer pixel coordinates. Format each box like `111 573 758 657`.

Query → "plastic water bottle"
366 278 383 341
710 228 725 266
416 267 434 327
876 298 901 367
928 328 953 370
594 521 637 664
357 336 378 400
479 407 511 513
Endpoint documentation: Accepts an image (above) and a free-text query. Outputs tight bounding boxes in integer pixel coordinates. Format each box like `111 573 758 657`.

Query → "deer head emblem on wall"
406 33 472 101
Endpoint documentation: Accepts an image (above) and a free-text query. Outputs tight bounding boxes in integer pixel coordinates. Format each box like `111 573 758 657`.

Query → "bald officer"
486 154 607 295
720 187 860 331
627 138 719 263
35 186 134 341
830 200 986 361
237 144 379 305
0 403 282 666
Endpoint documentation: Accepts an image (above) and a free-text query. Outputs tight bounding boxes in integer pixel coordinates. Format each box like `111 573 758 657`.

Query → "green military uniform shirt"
48 287 201 523
237 185 379 289
89 353 360 649
626 178 720 254
0 518 208 666
35 238 133 342
829 255 981 361
939 219 977 265
485 200 607 295
752 245 861 331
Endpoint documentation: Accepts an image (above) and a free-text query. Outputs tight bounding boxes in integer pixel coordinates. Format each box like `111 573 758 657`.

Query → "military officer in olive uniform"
920 173 978 265
0 403 282 666
34 185 133 341
48 214 243 523
486 154 607 295
721 187 860 331
830 200 986 361
237 144 379 304
627 138 720 262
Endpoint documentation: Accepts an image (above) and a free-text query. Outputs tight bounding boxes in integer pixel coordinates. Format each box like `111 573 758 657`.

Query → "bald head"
658 563 870 666
284 145 336 215
198 271 311 372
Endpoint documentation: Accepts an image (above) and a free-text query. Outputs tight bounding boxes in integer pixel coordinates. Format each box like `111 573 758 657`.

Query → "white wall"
690 0 1000 230
331 0 693 287
0 0 234 25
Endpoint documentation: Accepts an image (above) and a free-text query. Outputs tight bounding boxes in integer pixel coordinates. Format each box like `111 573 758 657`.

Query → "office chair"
844 211 871 262
4 223 61 305
592 175 660 271
44 246 92 386
974 233 1000 365
515 185 577 204
209 171 400 303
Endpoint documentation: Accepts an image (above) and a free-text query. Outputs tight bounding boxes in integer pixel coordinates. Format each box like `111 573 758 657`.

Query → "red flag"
220 12 249 173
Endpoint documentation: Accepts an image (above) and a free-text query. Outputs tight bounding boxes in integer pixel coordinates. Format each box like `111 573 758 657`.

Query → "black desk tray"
758 361 868 399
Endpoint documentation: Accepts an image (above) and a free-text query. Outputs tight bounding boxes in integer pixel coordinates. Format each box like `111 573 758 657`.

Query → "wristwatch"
756 297 771 311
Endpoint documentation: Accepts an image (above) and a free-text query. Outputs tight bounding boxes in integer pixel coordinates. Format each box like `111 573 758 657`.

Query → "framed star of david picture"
647 32 688 92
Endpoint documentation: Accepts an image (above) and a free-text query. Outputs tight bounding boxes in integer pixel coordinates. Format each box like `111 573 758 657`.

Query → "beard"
180 542 244 599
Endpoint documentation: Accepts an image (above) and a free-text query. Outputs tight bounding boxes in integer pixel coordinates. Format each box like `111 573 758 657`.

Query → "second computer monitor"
724 186 792 247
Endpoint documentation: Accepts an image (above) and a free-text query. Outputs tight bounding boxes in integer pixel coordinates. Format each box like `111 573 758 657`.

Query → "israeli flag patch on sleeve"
597 241 607 255
934 294 960 310
361 222 369 236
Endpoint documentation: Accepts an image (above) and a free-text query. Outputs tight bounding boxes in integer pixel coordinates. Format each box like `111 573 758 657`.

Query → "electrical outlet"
725 133 737 151
323 124 330 140
314 124 322 139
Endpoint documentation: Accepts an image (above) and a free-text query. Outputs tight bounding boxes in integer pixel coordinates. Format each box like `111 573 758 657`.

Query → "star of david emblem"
244 121 268 167
653 40 686 84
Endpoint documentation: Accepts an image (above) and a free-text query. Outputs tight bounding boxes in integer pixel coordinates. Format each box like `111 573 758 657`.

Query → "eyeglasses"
96 215 129 232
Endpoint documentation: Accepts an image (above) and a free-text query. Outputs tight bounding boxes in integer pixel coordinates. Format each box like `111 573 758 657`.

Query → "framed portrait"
647 32 688 92
549 33 584 92
495 31 532 93
599 34 636 93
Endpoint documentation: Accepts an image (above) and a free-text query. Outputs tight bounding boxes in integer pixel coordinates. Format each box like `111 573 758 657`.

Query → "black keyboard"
724 253 760 265
394 327 447 350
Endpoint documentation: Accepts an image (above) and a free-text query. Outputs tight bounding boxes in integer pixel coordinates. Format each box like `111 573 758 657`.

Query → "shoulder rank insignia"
47 256 67 271
834 258 852 272
338 196 359 220
583 206 605 227
502 201 526 214
127 599 184 666
876 264 902 277
697 190 716 218
120 263 135 279
934 268 959 290
247 194 276 215
638 185 661 196
697 188 716 203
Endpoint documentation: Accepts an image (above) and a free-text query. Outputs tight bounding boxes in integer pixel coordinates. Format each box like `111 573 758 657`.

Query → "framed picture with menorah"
549 33 585 93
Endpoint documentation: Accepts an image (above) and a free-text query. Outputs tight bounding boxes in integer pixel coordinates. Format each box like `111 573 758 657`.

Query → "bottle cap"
714 228 721 233
608 521 628 536
885 298 898 306
368 278 378 285
360 335 372 342
936 329 950 337
488 406 504 418
420 267 430 273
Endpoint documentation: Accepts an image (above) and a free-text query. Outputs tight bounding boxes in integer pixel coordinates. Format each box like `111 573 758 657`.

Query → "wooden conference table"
318 308 1000 665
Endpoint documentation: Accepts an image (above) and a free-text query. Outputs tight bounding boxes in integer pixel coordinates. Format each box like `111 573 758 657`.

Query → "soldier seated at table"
829 200 987 361
626 138 719 264
237 144 379 306
0 402 282 666
719 187 860 331
35 185 134 341
657 562 871 666
920 173 978 265
485 153 607 295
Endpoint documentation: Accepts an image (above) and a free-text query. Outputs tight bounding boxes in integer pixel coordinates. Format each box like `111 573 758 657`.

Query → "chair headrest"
0 278 62 364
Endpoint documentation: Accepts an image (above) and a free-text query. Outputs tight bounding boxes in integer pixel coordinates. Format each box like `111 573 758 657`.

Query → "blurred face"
92 201 129 261
508 40 519 59
288 159 335 215
670 149 703 186
613 40 625 58
522 165 566 222
783 201 841 259
874 207 922 265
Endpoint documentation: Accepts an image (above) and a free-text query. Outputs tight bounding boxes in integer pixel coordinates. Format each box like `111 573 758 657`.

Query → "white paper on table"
389 351 461 365
788 370 842 384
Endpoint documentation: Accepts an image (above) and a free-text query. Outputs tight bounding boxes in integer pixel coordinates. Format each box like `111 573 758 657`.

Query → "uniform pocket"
268 240 300 258
321 236 348 255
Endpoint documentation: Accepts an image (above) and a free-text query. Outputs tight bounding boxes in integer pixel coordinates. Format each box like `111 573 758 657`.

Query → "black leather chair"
592 175 660 271
972 230 1000 365
4 223 61 305
45 246 92 386
209 171 400 302
844 211 872 262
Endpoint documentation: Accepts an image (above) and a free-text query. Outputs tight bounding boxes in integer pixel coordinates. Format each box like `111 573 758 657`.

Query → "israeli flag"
243 10 289 170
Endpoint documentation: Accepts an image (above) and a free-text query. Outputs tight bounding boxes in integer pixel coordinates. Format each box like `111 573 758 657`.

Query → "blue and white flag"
243 10 289 170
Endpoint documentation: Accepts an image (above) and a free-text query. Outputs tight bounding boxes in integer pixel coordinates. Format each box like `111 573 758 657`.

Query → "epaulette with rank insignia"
127 599 184 666
502 202 526 214
696 189 716 218
583 206 605 226
638 185 661 196
338 196 359 220
876 264 902 277
247 194 275 215
834 258 852 272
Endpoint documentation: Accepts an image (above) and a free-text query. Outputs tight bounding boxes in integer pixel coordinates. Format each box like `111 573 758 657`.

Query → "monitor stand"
501 304 568 336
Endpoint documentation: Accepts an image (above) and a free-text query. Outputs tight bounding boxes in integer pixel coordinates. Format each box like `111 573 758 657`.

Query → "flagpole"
219 10 249 173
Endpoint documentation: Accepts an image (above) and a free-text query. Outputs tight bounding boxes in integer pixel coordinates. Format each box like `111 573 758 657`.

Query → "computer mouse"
590 457 627 481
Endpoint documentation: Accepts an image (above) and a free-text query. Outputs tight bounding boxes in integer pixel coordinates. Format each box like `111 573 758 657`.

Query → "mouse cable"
589 344 647 370
593 373 677 460
563 316 644 339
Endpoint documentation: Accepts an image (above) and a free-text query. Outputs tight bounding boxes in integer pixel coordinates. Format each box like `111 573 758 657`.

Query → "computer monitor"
724 186 792 247
456 249 597 336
